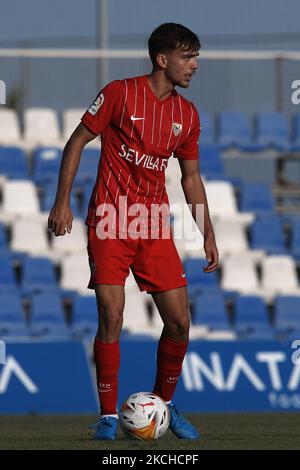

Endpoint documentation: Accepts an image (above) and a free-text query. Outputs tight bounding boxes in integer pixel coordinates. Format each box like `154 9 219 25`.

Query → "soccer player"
48 23 219 440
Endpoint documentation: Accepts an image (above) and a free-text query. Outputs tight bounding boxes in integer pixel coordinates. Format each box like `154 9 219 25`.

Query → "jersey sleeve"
174 104 201 160
81 80 121 135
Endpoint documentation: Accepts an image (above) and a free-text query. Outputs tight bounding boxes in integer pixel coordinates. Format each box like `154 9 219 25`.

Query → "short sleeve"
81 80 121 136
174 104 200 160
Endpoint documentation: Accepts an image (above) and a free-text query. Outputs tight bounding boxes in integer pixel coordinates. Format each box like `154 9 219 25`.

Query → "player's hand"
48 202 73 237
203 232 219 273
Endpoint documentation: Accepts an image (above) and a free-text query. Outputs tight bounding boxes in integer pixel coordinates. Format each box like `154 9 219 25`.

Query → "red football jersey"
81 74 200 236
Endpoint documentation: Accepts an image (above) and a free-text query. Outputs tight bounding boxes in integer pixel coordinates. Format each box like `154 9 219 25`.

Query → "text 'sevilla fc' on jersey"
81 74 201 235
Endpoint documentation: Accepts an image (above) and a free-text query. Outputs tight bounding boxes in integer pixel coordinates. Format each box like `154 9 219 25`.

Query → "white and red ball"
118 392 170 440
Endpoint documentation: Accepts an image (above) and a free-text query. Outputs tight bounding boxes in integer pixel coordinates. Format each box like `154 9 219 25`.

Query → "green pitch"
0 413 300 450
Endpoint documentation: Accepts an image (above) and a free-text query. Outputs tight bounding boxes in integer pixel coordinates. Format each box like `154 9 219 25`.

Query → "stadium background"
0 0 300 450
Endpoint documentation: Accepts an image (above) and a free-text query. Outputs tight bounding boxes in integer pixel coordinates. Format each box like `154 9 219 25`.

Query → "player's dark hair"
148 23 201 68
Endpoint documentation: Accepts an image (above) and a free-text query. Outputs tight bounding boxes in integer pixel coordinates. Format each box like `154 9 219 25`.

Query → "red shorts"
87 227 187 293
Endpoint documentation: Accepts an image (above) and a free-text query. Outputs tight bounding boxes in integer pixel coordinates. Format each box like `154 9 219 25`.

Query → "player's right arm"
48 123 96 236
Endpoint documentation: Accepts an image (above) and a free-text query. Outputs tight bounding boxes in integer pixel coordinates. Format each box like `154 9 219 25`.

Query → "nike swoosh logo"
130 115 145 121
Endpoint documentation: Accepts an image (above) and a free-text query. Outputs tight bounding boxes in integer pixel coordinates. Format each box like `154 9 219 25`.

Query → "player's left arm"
179 158 219 272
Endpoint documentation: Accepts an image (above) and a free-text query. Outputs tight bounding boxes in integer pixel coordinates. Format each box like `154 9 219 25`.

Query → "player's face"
164 47 199 88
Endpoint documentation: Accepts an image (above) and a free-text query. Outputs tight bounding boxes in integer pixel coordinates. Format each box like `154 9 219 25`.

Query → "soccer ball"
119 392 170 440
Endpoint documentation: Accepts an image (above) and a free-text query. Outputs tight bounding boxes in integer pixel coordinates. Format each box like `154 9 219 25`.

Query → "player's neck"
147 71 175 102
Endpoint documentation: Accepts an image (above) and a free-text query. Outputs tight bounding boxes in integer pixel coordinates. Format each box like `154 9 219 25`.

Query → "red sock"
153 335 188 402
93 338 120 415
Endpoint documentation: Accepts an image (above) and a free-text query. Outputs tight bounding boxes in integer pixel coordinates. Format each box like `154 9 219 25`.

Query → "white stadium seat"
51 218 87 256
60 253 92 295
11 218 50 256
63 108 85 141
0 108 22 145
221 256 261 295
205 180 254 226
24 107 62 147
261 255 300 299
0 180 40 222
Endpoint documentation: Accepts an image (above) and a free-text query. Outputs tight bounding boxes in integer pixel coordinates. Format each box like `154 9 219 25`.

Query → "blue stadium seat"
21 256 58 294
200 145 224 179
291 113 300 151
234 295 271 333
255 112 290 150
250 216 287 254
240 182 275 214
74 148 99 187
218 112 261 150
0 146 29 179
33 147 62 184
0 253 17 289
274 296 300 332
0 292 28 335
72 295 98 336
199 111 214 145
30 292 69 336
291 218 300 261
193 293 230 330
184 258 220 297
0 223 8 251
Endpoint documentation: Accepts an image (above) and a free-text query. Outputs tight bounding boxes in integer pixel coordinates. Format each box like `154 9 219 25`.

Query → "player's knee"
169 313 190 338
101 301 124 327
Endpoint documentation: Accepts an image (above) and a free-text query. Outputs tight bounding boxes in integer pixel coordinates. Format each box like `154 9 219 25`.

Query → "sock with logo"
94 337 120 416
152 334 188 402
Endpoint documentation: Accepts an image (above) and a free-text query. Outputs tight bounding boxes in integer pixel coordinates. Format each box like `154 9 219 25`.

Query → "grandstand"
0 106 299 344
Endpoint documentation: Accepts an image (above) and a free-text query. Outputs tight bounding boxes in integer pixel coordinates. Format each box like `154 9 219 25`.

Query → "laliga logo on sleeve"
88 92 104 115
291 340 300 365
0 80 6 105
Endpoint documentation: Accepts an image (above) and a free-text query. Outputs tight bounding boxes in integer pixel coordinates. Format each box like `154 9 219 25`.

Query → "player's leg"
90 284 125 440
151 286 190 401
151 286 199 439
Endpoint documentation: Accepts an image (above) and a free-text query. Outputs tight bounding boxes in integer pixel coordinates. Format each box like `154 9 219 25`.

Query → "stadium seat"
11 218 50 257
122 290 160 337
0 146 29 179
184 258 220 297
255 112 290 151
30 292 69 336
60 253 92 294
0 292 27 335
24 107 62 148
193 293 230 330
214 219 251 259
204 180 254 226
221 256 260 295
72 294 98 336
0 108 22 145
218 111 260 150
199 111 214 145
250 216 287 255
0 253 17 289
240 182 275 215
63 108 85 141
290 218 300 260
51 218 87 256
21 256 58 294
234 295 271 334
199 145 224 179
33 147 62 184
0 180 41 222
274 296 300 332
290 113 300 151
0 223 8 252
261 255 300 299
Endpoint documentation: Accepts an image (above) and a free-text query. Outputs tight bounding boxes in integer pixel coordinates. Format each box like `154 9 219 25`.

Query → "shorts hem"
138 281 188 294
